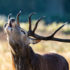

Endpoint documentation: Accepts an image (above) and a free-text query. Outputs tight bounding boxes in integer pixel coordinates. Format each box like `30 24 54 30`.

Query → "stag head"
4 11 70 49
4 11 40 49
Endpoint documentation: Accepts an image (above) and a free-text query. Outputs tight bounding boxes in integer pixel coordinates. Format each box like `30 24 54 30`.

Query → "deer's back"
32 53 69 70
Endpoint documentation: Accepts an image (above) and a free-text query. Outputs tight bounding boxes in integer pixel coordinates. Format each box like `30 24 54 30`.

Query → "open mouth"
9 18 15 27
4 22 13 33
9 22 12 27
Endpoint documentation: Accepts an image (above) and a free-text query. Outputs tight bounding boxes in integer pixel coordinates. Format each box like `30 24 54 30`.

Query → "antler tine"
50 24 65 37
33 16 45 33
29 12 36 31
28 23 70 42
28 13 70 42
8 13 12 19
16 10 21 25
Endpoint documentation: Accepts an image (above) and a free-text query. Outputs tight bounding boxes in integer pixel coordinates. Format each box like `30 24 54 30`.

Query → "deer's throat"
12 53 31 70
11 46 35 70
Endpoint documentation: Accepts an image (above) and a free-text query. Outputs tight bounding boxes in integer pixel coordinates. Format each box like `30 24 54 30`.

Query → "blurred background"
0 0 70 23
0 0 70 70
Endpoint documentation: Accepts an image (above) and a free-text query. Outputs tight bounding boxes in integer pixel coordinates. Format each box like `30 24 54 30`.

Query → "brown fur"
10 42 69 70
4 17 69 70
12 55 16 70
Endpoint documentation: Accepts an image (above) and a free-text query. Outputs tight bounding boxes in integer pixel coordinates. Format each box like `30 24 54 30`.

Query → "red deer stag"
4 11 69 70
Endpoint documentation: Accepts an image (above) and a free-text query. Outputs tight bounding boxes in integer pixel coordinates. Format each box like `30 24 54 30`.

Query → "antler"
16 11 21 26
28 12 36 31
28 13 45 35
28 14 70 43
8 13 12 19
33 16 45 33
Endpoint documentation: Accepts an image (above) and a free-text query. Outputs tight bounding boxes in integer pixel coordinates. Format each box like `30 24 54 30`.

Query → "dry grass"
0 19 70 70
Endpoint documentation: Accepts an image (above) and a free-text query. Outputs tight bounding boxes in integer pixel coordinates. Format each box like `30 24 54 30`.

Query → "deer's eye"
21 30 25 34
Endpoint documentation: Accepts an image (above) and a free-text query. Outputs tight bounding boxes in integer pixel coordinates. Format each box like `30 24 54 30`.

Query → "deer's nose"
9 18 15 27
4 23 8 28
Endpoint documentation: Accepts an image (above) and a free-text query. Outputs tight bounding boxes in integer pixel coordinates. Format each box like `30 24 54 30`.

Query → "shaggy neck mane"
9 40 39 70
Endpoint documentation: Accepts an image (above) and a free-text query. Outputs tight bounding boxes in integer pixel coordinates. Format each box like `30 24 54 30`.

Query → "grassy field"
0 19 70 70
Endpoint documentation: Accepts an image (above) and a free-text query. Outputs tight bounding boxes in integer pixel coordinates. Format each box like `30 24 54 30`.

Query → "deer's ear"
29 38 41 44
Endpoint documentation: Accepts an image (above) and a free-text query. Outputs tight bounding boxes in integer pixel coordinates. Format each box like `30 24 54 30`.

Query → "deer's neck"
9 40 35 70
9 39 41 70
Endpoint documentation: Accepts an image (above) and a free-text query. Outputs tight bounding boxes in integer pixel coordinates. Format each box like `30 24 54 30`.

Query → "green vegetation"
0 0 70 22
